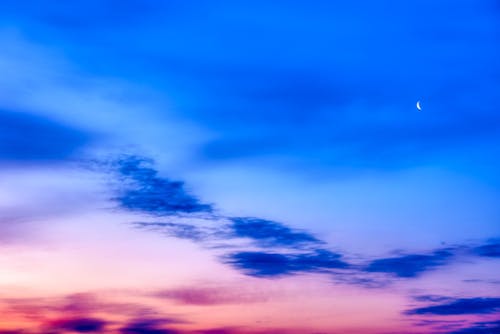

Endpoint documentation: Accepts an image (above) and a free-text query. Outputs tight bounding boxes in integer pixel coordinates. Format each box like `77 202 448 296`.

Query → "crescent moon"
416 100 422 111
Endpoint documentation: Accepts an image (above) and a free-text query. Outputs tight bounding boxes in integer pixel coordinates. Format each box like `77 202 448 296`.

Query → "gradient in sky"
1 1 500 333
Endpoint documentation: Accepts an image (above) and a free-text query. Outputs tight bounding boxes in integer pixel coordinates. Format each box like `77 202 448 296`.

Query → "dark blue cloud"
48 317 107 332
448 321 500 334
119 319 179 334
472 242 500 258
114 156 212 216
228 217 322 248
365 249 454 278
113 157 496 284
405 297 500 315
133 220 354 279
132 217 323 250
0 109 88 162
225 250 349 277
114 161 350 279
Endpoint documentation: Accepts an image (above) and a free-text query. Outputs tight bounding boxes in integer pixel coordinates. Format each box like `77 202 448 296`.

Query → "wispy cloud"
472 242 500 258
113 156 351 279
46 317 107 333
405 297 500 315
0 292 186 333
0 293 164 323
132 218 352 280
155 286 267 306
120 318 180 334
112 156 499 285
448 320 500 334
132 221 217 242
412 319 466 332
0 292 303 334
113 156 212 216
132 216 322 250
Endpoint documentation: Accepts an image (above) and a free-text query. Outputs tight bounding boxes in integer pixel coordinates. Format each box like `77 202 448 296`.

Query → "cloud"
132 216 322 250
0 109 89 162
155 286 267 306
133 221 351 280
132 222 216 242
113 156 212 216
448 320 500 334
364 249 454 278
115 157 498 285
119 319 180 334
111 156 355 281
413 295 455 303
463 279 500 285
472 242 500 258
405 297 500 315
156 288 231 305
412 319 466 331
225 249 349 278
132 218 354 281
192 329 237 334
0 293 165 325
228 217 322 248
47 317 107 333
0 293 188 334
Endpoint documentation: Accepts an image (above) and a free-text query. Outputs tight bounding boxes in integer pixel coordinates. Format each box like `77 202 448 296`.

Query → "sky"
0 1 499 333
